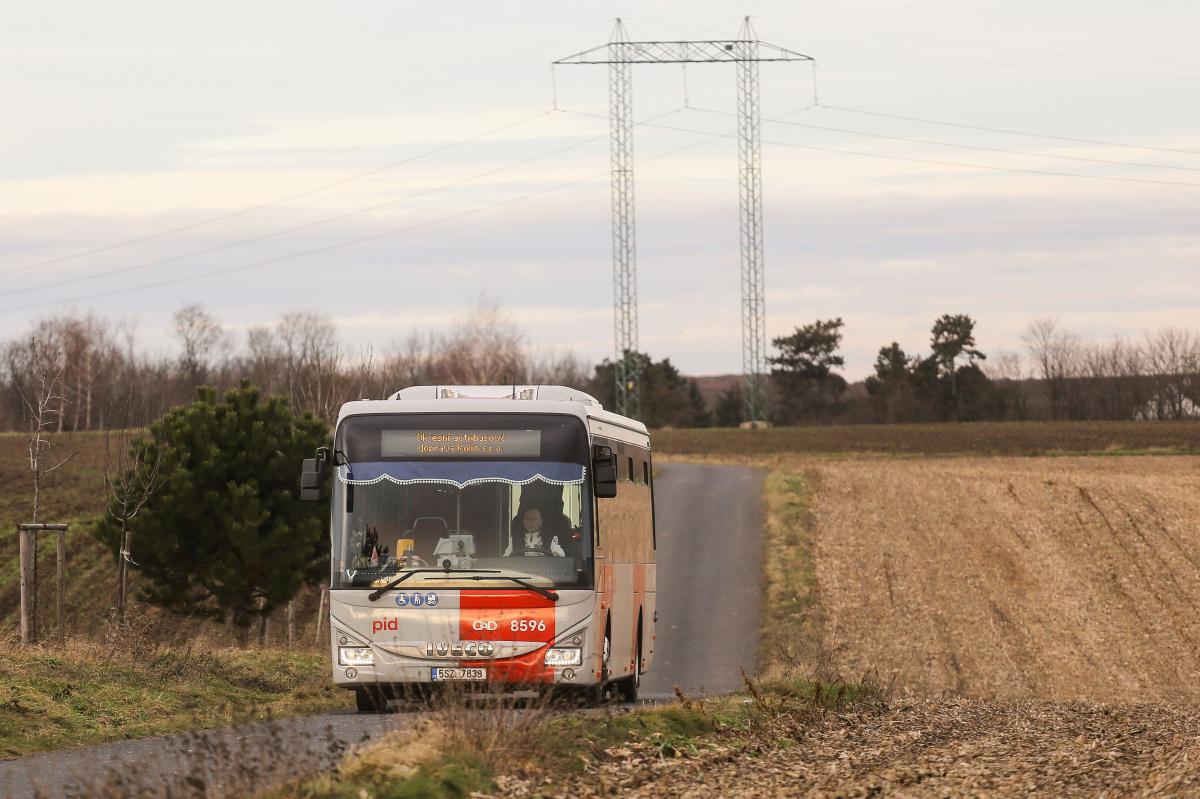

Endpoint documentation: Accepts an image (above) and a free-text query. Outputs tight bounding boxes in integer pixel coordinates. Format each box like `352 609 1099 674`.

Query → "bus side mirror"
300 447 330 501
593 445 617 499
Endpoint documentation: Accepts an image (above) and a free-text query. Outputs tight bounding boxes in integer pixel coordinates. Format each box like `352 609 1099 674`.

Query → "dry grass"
655 419 1200 458
0 632 349 758
757 467 824 679
272 687 570 798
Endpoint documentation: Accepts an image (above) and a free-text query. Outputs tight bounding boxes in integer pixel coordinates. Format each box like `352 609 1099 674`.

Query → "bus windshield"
331 413 592 590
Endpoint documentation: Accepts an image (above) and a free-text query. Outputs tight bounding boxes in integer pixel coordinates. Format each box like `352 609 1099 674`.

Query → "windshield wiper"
422 574 560 602
367 567 500 602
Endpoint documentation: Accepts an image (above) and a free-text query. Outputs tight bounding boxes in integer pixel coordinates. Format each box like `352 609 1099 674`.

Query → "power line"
0 21 609 237
0 79 586 245
621 14 1194 80
0 122 729 314
775 38 1192 81
0 108 692 300
0 110 554 278
757 15 1200 69
560 109 1200 188
819 104 1200 157
0 110 619 299
762 135 1200 187
689 105 1200 172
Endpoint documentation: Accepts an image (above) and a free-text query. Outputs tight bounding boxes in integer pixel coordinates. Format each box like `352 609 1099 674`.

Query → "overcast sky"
2 1 1197 379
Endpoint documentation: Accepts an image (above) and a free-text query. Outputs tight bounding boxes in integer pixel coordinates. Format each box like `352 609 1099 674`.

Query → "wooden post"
19 526 36 646
286 598 296 647
313 585 328 645
56 528 65 645
257 596 268 647
18 523 69 646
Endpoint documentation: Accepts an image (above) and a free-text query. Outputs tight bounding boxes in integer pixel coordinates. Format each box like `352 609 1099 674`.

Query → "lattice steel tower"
556 18 812 422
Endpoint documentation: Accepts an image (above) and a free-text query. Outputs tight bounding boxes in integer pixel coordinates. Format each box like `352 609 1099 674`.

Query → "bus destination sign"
381 430 541 458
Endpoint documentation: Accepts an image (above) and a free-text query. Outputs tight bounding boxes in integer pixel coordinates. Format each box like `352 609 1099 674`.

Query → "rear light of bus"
544 647 582 667
339 647 375 667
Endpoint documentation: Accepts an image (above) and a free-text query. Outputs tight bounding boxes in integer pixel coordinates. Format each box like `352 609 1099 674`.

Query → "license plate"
431 667 487 681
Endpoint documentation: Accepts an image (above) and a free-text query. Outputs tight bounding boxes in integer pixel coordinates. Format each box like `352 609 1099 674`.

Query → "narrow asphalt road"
641 462 765 699
0 462 764 798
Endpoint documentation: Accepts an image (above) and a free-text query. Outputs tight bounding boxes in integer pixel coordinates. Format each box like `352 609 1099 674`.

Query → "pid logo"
394 592 439 608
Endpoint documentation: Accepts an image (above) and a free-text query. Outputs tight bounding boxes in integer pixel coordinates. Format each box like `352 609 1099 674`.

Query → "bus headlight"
338 647 375 667
545 647 582 667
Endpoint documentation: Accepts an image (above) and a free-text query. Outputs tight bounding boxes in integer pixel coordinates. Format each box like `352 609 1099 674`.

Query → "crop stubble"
521 698 1200 798
809 455 1200 702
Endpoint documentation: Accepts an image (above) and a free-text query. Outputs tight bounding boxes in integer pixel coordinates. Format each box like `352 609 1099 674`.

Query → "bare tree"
16 336 73 522
276 311 375 421
1022 317 1080 420
1143 327 1200 419
382 302 528 389
0 302 593 430
529 349 592 388
172 303 228 389
103 394 171 617
982 350 1026 382
245 325 283 394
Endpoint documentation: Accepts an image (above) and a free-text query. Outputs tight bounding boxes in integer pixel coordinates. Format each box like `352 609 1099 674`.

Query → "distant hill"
688 374 743 410
686 373 870 412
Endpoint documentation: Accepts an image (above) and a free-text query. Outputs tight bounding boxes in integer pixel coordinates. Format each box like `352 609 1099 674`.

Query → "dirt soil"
808 456 1200 703
512 698 1200 798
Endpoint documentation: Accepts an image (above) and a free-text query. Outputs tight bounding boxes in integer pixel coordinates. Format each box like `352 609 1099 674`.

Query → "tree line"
3 304 1197 433
764 314 1200 425
0 303 592 432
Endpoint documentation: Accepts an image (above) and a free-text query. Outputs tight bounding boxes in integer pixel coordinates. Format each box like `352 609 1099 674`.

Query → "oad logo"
471 619 499 631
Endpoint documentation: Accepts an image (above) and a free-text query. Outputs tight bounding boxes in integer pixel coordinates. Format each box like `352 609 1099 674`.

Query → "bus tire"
355 686 388 713
590 622 613 705
616 626 641 703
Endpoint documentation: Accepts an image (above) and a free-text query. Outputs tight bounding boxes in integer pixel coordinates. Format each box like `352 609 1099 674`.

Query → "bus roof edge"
389 385 602 407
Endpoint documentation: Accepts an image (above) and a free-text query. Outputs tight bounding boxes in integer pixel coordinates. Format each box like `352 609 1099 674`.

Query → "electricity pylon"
555 18 813 423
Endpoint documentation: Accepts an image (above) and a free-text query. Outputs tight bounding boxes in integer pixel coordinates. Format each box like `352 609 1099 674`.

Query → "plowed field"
809 456 1200 703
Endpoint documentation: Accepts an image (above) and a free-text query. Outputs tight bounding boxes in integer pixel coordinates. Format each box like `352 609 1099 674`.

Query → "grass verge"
760 466 823 676
272 677 868 799
0 640 350 758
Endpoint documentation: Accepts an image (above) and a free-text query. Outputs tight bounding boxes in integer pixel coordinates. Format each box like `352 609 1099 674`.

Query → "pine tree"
95 382 329 628
768 318 847 424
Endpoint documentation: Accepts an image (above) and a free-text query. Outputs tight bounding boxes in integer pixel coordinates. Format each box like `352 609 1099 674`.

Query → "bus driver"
504 506 566 557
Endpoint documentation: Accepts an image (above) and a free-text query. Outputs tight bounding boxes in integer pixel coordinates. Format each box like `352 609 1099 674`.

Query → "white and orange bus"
300 385 656 711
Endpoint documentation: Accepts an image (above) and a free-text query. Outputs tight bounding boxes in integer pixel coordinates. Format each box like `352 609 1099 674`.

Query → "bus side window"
627 456 635 482
642 459 649 486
